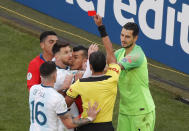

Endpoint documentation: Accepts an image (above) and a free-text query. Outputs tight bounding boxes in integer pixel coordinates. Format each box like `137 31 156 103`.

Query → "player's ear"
40 42 44 49
54 53 59 60
89 64 94 73
52 70 57 83
134 35 138 42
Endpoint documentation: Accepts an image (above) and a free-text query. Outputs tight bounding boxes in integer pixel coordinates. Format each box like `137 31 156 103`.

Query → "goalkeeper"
94 15 156 131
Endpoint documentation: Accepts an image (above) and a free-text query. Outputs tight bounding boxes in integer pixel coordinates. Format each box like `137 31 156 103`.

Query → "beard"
63 60 72 66
122 42 134 49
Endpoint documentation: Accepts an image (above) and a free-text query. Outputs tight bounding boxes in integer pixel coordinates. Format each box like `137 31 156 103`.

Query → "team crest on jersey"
122 56 132 63
122 58 128 62
27 72 32 80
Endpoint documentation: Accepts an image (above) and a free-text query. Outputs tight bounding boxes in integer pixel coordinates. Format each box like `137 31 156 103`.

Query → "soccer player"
115 22 155 131
27 31 58 90
29 61 100 131
52 42 72 91
52 42 79 131
65 15 121 131
71 45 88 71
70 45 89 115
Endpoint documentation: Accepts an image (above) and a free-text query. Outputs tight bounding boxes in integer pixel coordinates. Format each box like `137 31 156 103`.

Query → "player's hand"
88 44 99 58
61 74 74 90
93 14 103 27
87 102 101 121
82 61 87 70
74 71 83 81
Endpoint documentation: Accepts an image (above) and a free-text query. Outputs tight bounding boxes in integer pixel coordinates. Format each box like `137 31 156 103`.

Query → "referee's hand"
87 102 101 122
94 14 102 27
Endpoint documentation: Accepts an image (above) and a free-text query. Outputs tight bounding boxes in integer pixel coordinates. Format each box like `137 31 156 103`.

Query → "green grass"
0 0 189 130
0 21 39 130
151 85 189 131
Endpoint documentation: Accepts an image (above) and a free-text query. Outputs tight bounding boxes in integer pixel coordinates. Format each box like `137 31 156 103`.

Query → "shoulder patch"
122 58 128 63
27 72 32 80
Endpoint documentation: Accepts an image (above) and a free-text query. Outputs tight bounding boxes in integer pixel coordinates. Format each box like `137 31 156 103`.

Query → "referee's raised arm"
93 15 117 64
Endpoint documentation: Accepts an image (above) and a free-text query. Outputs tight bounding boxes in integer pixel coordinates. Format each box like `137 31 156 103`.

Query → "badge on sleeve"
122 58 128 63
27 72 32 80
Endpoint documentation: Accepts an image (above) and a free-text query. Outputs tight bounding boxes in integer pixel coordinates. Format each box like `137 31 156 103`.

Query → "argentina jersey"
29 84 68 131
54 67 71 91
54 67 79 131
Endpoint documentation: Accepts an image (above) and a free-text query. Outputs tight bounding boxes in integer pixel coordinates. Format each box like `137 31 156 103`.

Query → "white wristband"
87 117 93 122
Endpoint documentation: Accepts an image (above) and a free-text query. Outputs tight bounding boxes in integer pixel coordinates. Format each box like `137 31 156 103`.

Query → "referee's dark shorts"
76 122 114 131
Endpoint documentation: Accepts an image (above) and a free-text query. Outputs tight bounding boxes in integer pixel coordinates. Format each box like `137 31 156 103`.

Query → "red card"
88 11 96 16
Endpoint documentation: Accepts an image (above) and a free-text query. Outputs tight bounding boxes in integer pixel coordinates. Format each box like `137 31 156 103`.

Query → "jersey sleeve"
56 96 68 116
105 64 121 81
118 50 144 70
82 60 92 78
66 80 80 99
27 61 40 90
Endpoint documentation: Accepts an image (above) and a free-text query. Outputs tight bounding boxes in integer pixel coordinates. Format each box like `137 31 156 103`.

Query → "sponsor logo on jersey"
108 67 119 74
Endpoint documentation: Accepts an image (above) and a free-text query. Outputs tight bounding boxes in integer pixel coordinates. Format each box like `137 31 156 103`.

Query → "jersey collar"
56 65 70 70
40 53 46 62
41 84 53 88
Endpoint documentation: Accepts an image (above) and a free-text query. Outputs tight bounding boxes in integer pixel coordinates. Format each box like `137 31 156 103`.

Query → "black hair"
52 42 70 55
40 61 56 77
73 45 88 58
123 22 139 37
89 51 106 72
40 31 57 43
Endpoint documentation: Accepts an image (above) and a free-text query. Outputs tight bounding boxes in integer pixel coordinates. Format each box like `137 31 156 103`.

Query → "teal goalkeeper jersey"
115 45 155 115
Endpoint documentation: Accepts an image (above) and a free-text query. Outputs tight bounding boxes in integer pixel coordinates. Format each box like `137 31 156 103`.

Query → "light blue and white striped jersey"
29 84 68 131
54 67 79 131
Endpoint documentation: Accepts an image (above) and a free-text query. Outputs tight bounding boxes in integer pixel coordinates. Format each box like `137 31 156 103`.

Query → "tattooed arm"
59 102 100 129
59 113 91 128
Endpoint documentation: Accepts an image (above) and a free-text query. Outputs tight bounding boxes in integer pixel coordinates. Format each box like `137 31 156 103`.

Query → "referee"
65 15 121 131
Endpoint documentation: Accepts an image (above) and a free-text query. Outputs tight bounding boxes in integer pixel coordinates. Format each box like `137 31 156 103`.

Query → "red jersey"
75 96 83 114
27 54 45 90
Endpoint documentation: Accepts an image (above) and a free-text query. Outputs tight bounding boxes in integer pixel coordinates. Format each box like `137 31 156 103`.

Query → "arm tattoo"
72 118 90 127
61 113 90 127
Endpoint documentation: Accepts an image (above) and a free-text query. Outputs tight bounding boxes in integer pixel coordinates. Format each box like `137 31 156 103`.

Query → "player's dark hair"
123 22 139 37
40 61 56 77
40 31 57 43
73 45 88 58
89 51 106 72
52 42 70 55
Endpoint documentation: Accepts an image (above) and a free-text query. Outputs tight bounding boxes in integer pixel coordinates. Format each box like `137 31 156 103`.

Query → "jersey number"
31 101 47 125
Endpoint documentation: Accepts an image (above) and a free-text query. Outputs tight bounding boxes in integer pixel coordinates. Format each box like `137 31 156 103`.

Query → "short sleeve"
118 50 144 70
105 64 121 81
82 60 92 78
56 96 68 116
66 80 80 99
27 61 40 90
